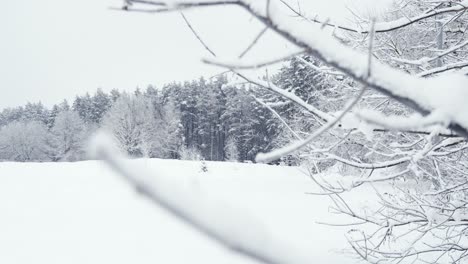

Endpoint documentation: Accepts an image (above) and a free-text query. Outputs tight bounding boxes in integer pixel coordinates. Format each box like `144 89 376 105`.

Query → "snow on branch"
202 50 305 70
280 0 468 34
253 97 302 140
125 0 240 9
418 61 468 77
237 0 468 138
355 109 450 132
256 85 366 163
233 71 333 122
122 0 468 139
395 39 468 66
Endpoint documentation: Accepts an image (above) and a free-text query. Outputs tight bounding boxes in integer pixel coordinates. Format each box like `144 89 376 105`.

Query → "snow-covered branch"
89 132 313 264
280 0 468 34
234 1 468 138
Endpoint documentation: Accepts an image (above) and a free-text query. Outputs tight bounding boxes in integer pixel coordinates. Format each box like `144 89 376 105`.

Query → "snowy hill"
0 159 360 263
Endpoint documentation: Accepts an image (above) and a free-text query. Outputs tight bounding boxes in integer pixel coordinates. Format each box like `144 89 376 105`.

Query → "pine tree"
47 104 60 129
58 99 70 111
22 102 49 124
0 107 25 126
110 89 121 102
72 93 94 124
157 97 183 158
91 88 112 123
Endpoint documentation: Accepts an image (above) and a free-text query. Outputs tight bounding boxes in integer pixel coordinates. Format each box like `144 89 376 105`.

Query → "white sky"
0 0 392 109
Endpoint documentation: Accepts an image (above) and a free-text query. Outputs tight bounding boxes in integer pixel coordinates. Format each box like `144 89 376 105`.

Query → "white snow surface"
0 159 368 264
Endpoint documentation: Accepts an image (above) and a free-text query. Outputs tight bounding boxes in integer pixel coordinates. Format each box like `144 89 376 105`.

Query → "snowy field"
0 159 365 263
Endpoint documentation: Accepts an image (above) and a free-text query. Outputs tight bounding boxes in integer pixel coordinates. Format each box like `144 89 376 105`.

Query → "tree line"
0 67 316 162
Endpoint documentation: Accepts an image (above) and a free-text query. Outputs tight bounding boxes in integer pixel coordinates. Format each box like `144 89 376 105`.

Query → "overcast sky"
0 0 391 109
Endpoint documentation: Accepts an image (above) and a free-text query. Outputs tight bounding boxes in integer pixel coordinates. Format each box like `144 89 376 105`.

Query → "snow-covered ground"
0 159 363 263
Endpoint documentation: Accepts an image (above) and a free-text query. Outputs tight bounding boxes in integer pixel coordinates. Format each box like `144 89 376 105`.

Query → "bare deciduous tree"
96 0 468 263
49 110 87 161
0 121 49 161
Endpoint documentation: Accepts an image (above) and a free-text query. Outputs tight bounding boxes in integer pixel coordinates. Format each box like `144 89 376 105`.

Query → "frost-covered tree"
47 104 61 129
0 102 49 128
47 100 71 129
22 102 49 124
102 93 159 157
0 121 49 161
48 110 87 161
72 92 94 124
0 106 24 127
221 86 279 161
178 145 202 161
159 98 184 158
91 88 112 123
72 90 112 124
110 89 121 102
